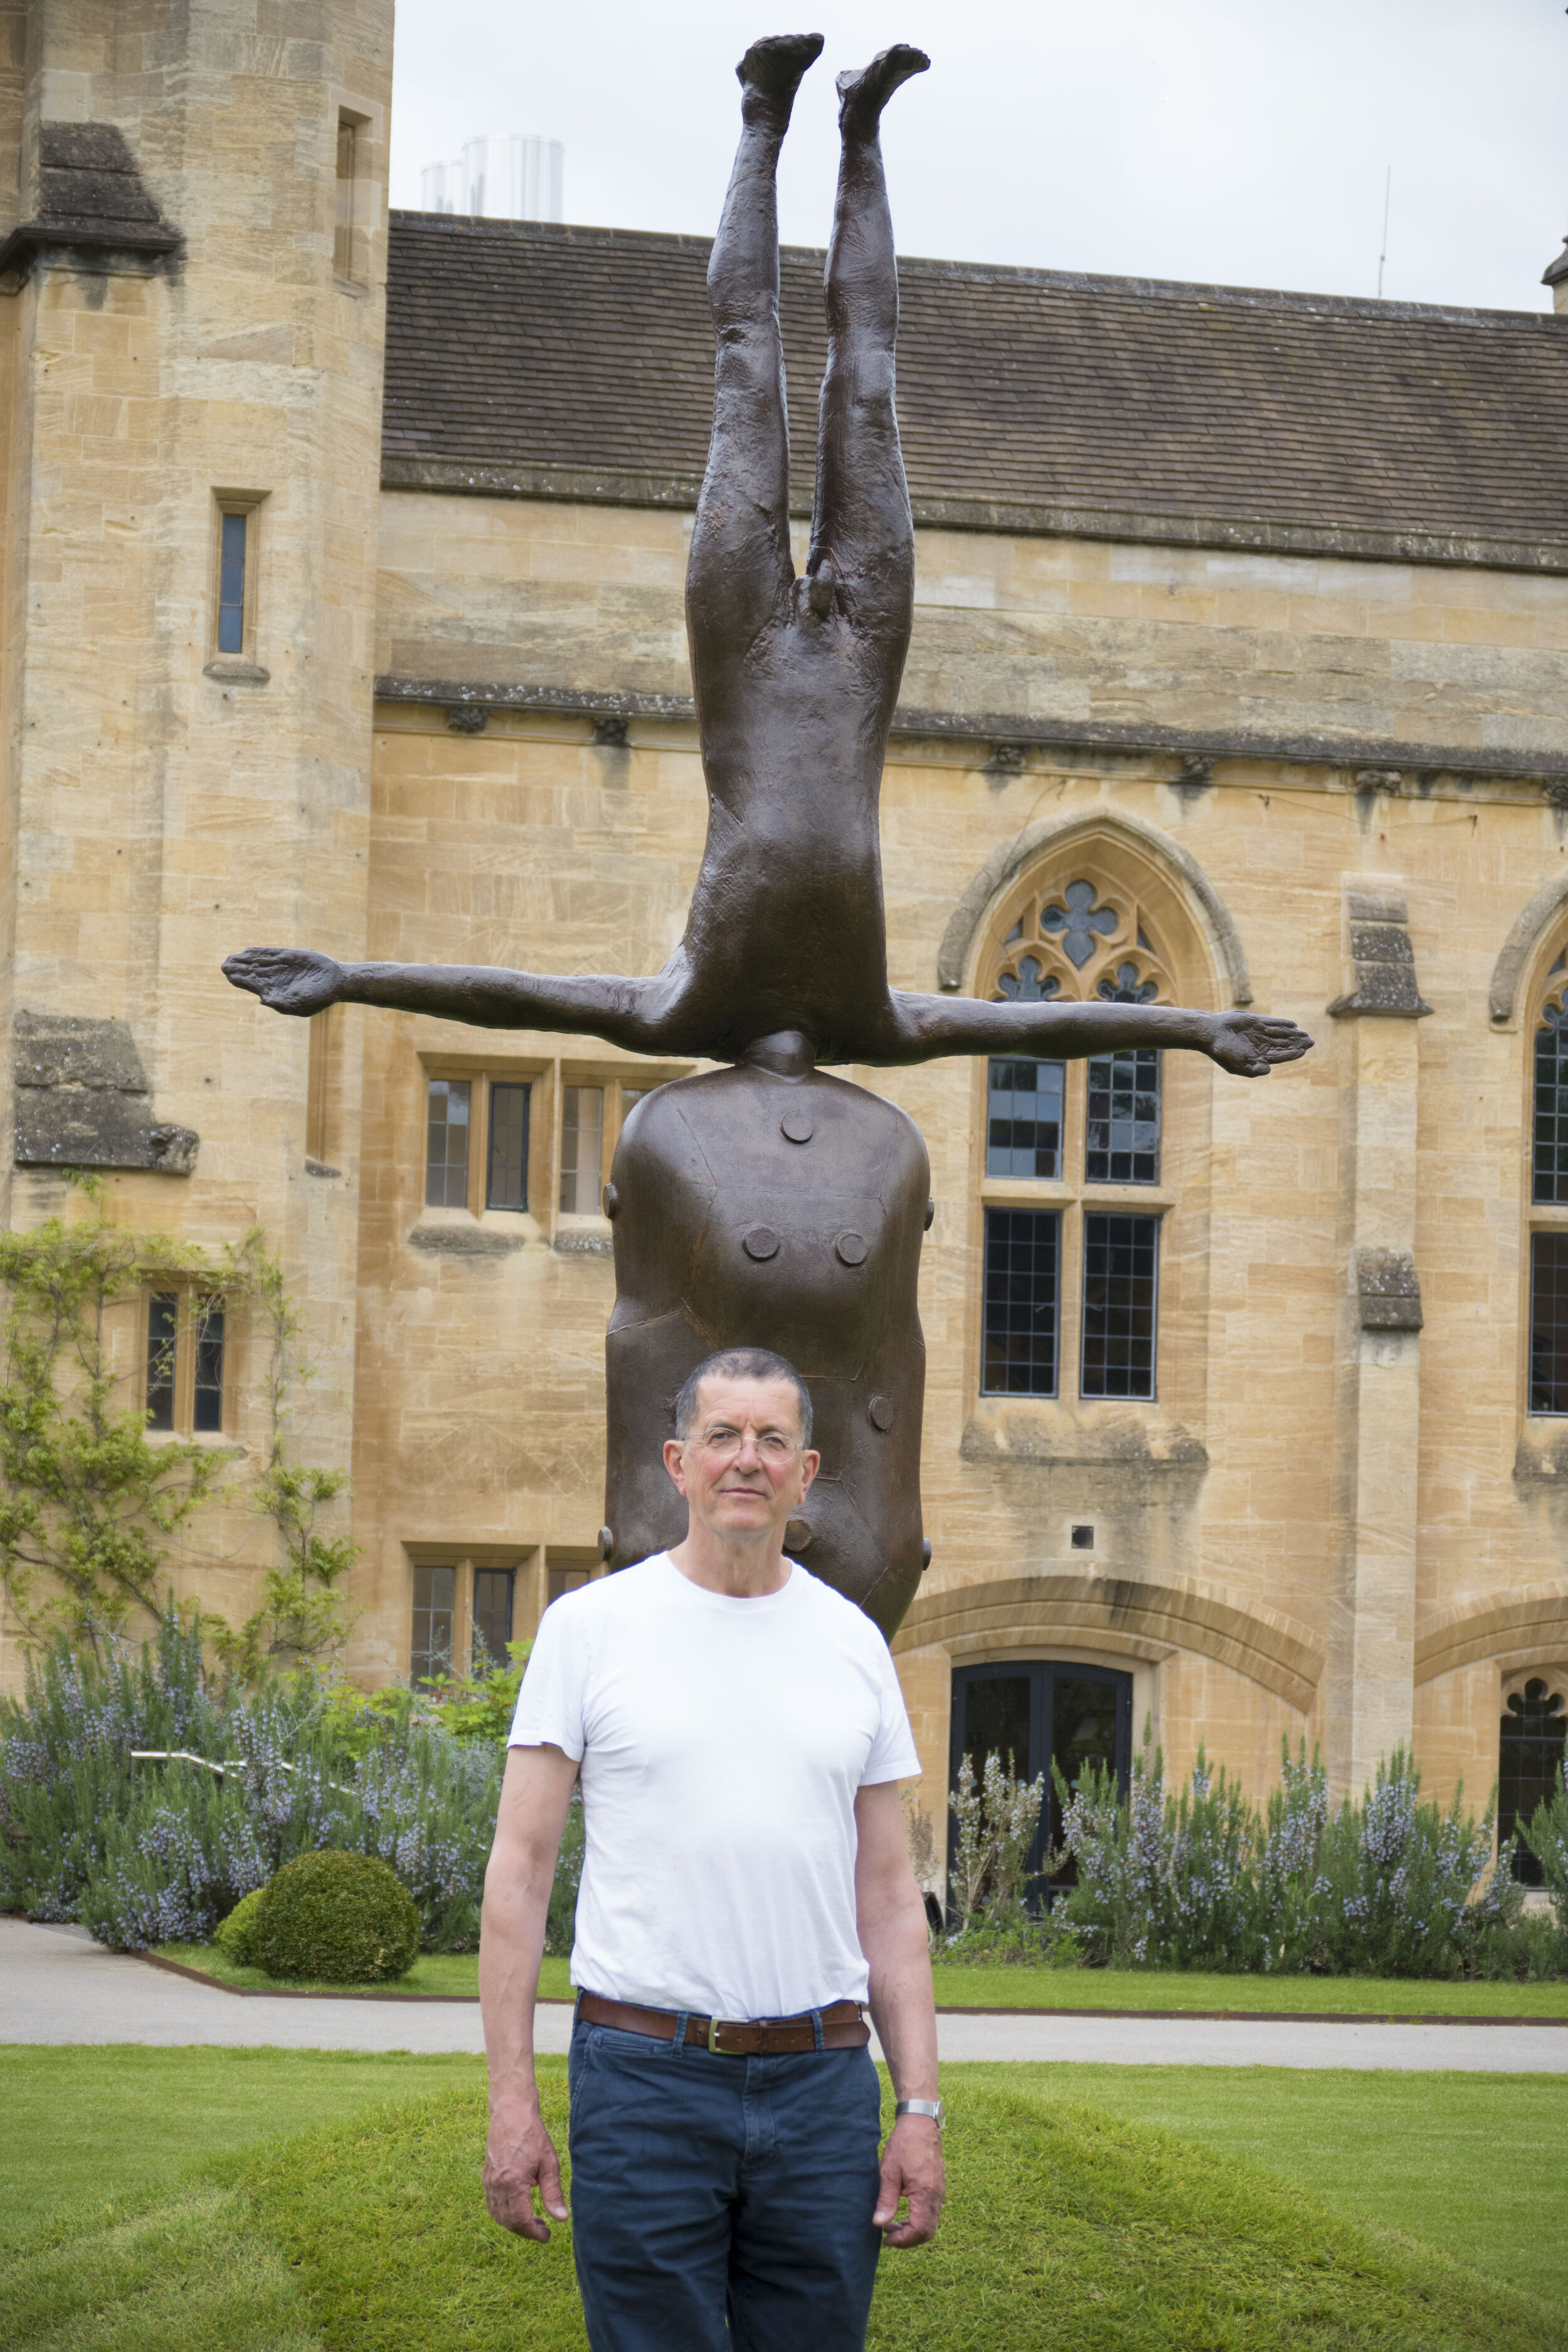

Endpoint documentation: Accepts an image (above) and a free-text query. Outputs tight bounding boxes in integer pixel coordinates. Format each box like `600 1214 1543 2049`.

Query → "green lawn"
156 1942 1568 2018
4 2048 1567 2328
4 2060 1563 2352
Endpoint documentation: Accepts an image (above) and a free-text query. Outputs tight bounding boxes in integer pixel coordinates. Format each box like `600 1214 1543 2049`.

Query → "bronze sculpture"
225 35 1312 1636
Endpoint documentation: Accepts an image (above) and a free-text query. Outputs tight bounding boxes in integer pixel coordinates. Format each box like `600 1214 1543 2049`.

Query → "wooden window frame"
141 1288 236 1438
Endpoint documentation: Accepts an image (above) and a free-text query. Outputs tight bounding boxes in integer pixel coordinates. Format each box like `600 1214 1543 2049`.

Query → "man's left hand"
873 2114 945 2247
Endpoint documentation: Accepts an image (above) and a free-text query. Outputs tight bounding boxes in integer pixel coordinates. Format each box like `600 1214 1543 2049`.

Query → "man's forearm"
479 1862 554 2113
862 1891 940 2102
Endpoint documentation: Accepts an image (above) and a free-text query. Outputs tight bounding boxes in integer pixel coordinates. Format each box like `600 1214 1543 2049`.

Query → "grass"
927 1965 1568 2018
155 1942 1568 2016
5 2049 1568 2331
0 2047 482 2253
5 2067 1564 2352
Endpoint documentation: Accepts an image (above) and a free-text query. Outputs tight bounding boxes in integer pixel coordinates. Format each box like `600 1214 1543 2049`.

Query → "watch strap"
894 2096 945 2127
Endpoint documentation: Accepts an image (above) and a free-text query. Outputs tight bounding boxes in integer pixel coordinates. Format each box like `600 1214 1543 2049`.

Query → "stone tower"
0 3 393 1631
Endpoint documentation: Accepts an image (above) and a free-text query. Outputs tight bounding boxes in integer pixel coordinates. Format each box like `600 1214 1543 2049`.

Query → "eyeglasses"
691 1426 800 1466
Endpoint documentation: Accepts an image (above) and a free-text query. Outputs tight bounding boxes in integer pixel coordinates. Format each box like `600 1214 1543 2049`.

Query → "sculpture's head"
662 1347 820 1549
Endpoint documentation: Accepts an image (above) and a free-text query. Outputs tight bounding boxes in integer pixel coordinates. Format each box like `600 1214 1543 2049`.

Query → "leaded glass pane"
487 1083 530 1210
411 1563 456 1685
193 1300 225 1433
425 1078 470 1209
1533 1004 1568 1202
1086 1049 1161 1184
560 1086 604 1214
1081 1212 1158 1399
987 1059 1064 1179
472 1568 514 1668
146 1294 177 1431
981 1209 1059 1396
1529 1232 1568 1413
1500 1680 1567 1885
218 511 246 654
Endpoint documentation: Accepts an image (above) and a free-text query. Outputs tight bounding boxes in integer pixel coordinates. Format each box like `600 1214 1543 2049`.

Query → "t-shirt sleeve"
860 1638 921 1786
508 1597 590 1760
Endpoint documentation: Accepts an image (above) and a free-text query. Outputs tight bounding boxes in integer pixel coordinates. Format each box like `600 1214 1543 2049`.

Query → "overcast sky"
389 1 1566 314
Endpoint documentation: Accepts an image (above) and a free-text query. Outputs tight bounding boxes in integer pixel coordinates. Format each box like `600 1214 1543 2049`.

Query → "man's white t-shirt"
509 1552 920 2019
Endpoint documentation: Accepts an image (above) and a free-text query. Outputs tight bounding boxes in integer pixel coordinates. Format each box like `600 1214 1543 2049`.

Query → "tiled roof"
383 213 1568 568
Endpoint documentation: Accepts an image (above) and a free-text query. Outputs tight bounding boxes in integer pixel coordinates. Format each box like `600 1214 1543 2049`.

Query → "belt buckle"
706 2013 726 2055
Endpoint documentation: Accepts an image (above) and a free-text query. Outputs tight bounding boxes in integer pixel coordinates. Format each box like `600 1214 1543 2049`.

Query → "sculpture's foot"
835 43 930 139
737 32 824 125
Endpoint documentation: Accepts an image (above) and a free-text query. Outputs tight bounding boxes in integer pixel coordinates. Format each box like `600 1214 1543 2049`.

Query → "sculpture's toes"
737 32 825 98
836 43 930 134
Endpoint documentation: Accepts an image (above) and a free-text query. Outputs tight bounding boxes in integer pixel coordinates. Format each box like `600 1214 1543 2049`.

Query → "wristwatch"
894 2097 945 2129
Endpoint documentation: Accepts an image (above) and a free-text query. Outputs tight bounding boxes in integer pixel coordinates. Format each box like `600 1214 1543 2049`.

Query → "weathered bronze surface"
225 35 1312 1637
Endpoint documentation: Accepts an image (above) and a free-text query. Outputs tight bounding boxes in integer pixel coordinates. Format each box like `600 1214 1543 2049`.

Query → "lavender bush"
1055 1732 1525 1978
1 1606 506 1952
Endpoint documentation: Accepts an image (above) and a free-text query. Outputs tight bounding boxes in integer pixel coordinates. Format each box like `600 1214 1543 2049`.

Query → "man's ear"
797 1448 821 1497
663 1437 689 1494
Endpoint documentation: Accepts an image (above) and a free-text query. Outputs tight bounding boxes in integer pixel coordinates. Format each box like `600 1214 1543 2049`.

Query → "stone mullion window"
1525 960 1568 1416
977 871 1174 1405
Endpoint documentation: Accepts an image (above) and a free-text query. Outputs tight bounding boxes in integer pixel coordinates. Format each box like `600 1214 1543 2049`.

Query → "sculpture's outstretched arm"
222 946 687 1057
881 990 1313 1078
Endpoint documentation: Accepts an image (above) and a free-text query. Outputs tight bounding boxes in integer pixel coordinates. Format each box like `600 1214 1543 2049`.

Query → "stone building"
4 3 1568 1878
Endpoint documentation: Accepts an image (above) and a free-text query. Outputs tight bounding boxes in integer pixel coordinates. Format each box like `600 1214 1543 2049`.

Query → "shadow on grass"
11 2072 1554 2352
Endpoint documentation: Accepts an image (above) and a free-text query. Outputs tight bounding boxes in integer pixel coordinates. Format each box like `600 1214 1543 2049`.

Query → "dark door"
948 1660 1132 1905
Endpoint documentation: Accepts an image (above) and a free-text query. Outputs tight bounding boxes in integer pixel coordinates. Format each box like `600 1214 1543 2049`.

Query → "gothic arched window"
1528 959 1568 1413
978 873 1176 1404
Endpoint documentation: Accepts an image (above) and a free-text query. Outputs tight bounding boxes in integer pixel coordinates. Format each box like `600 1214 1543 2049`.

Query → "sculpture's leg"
805 46 930 689
686 35 822 710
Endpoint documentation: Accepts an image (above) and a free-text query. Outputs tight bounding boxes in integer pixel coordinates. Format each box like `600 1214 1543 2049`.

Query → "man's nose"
733 1431 763 1467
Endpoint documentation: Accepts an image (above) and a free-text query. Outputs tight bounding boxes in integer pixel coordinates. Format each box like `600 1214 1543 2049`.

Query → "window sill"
145 1428 245 1452
554 1216 613 1258
979 1177 1175 1210
203 658 270 686
961 1398 1205 1470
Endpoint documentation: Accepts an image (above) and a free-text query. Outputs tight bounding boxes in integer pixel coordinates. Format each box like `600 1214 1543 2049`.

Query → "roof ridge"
386 210 1562 331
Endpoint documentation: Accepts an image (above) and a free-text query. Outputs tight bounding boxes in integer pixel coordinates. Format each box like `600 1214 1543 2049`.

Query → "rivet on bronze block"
598 1525 613 1561
869 1393 893 1431
781 1110 814 1143
602 1181 620 1218
835 1231 867 1266
921 1539 933 1571
743 1225 780 1261
785 1517 813 1550
924 1197 935 1231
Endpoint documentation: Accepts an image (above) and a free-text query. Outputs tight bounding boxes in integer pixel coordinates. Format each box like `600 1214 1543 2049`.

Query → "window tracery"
983 875 1173 1007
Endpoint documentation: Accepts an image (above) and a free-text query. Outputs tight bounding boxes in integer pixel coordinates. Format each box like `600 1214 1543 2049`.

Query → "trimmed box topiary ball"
213 1886 266 1968
252 1850 421 1984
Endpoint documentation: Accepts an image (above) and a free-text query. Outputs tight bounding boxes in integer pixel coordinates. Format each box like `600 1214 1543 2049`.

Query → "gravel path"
3 1919 1564 2070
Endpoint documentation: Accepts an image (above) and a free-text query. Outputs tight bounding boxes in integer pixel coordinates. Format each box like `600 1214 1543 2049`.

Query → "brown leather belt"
578 1989 869 2056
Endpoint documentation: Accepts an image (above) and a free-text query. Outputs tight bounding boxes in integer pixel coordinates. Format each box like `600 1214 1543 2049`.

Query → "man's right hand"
483 2105 569 2242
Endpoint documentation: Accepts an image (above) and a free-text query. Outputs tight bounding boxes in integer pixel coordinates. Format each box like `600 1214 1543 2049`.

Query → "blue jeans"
567 2011 884 2352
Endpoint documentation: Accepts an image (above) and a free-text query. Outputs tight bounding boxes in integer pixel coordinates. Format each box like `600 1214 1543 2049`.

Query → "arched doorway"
949 1660 1133 1900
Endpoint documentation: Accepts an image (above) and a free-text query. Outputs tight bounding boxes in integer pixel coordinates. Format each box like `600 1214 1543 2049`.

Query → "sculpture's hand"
223 945 344 1017
1202 1009 1314 1077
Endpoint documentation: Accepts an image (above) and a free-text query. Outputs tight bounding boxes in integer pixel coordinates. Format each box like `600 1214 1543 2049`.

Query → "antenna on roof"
1376 166 1392 299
